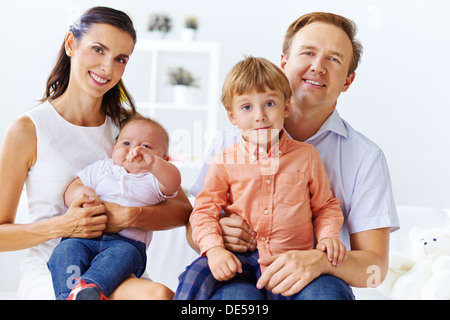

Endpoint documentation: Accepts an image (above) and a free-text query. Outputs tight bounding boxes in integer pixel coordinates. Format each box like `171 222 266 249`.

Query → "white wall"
1 0 449 208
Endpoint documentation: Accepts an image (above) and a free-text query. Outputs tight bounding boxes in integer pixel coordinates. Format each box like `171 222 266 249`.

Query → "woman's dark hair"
41 6 137 125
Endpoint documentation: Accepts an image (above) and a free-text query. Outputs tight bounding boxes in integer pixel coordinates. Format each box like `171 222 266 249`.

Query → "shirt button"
261 237 266 241
263 209 269 215
250 155 256 161
258 147 264 153
266 179 271 184
278 150 283 155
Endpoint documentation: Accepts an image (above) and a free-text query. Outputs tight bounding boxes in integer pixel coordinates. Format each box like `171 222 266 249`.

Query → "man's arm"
186 221 200 253
256 227 390 296
327 227 390 287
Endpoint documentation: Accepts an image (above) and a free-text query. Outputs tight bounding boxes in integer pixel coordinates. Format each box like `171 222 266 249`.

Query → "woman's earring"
66 50 72 57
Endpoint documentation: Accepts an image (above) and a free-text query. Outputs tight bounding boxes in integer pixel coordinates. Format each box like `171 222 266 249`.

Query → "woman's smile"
89 71 110 86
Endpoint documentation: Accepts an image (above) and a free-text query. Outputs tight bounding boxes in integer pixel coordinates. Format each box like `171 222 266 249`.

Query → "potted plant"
182 16 198 42
167 67 198 106
148 13 172 38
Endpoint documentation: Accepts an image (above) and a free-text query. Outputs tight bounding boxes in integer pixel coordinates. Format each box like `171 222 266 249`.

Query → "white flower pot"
173 85 191 106
149 30 168 39
182 28 196 42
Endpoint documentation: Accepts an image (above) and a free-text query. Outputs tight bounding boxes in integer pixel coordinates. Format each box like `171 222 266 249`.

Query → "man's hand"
257 249 328 296
219 213 257 252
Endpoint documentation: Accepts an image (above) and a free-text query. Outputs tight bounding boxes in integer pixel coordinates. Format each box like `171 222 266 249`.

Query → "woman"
0 6 191 300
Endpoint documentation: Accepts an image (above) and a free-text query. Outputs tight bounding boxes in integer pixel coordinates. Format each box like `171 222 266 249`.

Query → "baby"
48 115 181 300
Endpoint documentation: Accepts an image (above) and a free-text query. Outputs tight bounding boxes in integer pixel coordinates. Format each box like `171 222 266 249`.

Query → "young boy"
48 115 181 300
175 56 346 300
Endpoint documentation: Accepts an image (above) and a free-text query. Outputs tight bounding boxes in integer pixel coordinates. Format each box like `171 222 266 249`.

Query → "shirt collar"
306 109 348 142
238 128 288 160
108 158 150 178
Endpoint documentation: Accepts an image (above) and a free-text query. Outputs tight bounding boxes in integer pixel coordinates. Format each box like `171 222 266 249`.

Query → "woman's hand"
60 193 107 238
219 213 257 252
81 194 102 208
103 186 192 234
103 201 137 233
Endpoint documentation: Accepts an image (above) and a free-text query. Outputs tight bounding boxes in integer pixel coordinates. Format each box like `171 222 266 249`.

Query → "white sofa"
1 193 449 299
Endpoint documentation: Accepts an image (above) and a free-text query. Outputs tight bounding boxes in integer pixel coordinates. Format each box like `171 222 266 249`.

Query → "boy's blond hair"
221 56 292 110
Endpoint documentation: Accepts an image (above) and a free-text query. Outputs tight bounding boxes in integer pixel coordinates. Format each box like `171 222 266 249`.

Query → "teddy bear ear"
409 226 423 242
444 225 450 237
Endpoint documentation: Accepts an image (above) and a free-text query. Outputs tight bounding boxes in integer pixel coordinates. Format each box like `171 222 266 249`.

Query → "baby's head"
221 56 292 148
112 115 170 168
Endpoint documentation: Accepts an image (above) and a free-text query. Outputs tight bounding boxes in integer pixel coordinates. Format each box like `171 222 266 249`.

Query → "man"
188 12 399 299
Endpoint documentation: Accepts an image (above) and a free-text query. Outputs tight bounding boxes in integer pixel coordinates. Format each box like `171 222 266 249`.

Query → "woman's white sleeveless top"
18 101 119 299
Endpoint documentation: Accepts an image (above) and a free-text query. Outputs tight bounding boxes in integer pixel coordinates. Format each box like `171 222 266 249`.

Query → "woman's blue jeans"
47 234 146 300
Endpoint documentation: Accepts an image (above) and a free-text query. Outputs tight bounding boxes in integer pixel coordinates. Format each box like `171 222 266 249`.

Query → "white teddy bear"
379 226 450 299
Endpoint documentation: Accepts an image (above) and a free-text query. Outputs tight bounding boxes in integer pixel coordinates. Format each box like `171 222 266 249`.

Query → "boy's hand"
317 237 348 267
206 246 243 281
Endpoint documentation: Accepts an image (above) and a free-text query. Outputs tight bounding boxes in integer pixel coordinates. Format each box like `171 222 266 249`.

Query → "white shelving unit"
129 39 221 190
133 39 220 135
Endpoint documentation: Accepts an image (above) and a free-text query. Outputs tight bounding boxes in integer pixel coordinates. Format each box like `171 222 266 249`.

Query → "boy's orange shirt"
190 130 343 261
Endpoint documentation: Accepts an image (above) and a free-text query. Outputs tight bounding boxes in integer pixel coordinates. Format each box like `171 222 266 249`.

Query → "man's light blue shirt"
191 109 399 248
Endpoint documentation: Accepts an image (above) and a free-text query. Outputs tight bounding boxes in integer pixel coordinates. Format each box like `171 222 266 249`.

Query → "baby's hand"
206 246 242 281
126 146 155 172
317 237 348 267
